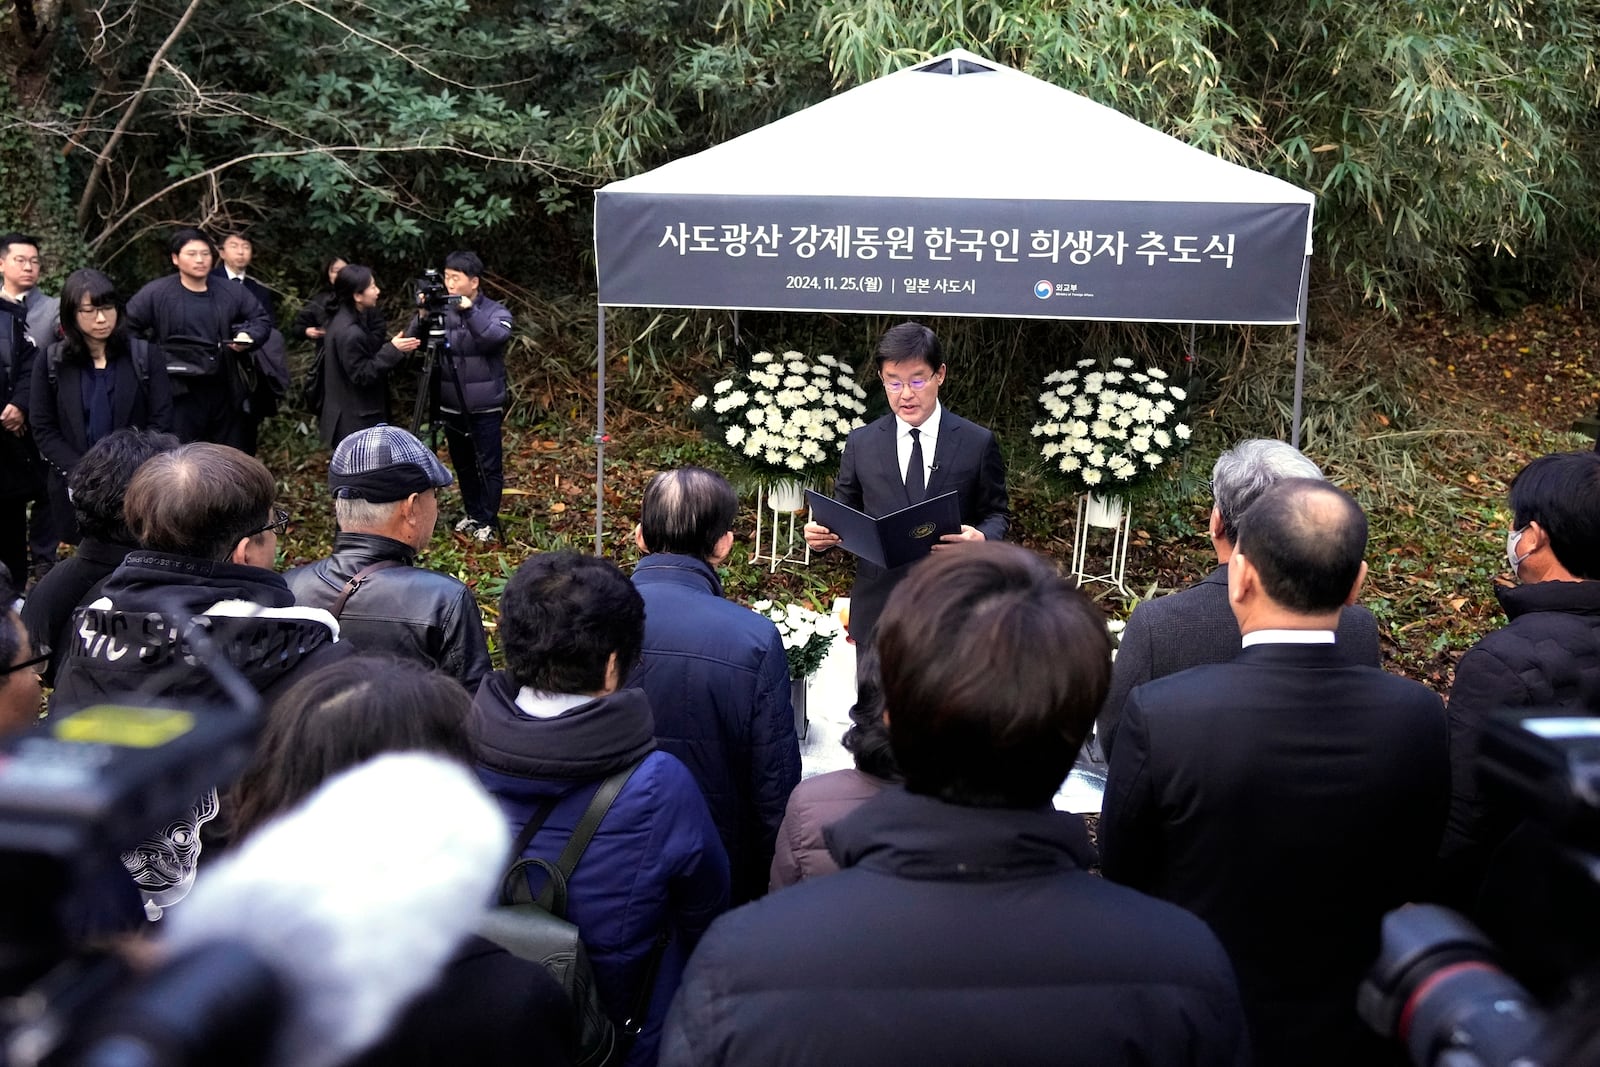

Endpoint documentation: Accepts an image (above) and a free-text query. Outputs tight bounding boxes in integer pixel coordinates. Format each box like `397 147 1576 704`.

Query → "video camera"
0 616 264 1065
412 268 456 325
408 268 463 435
1358 709 1600 1066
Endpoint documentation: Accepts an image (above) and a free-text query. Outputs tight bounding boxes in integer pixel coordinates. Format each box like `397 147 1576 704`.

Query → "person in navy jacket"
628 467 799 905
472 551 729 1066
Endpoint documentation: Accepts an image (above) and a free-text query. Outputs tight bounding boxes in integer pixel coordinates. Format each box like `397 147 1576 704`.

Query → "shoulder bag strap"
326 558 404 618
535 759 647 911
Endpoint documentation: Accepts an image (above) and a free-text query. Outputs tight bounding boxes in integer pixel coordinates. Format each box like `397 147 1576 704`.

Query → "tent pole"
595 304 607 555
1291 255 1310 449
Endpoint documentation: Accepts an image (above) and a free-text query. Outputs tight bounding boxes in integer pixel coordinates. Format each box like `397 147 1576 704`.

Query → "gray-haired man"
286 423 490 691
1095 438 1381 757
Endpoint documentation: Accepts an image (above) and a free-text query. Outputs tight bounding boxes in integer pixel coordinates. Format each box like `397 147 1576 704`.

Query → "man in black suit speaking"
1099 479 1448 1067
803 322 1008 648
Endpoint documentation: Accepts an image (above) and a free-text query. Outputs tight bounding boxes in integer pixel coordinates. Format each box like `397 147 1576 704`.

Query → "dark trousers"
444 409 503 526
172 376 255 454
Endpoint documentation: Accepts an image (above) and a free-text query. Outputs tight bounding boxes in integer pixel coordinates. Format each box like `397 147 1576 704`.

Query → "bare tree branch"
76 0 205 227
87 142 593 252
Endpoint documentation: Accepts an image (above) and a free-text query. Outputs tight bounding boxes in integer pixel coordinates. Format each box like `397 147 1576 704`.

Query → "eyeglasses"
883 378 933 394
246 507 291 538
2 649 49 677
5 256 40 267
76 303 115 318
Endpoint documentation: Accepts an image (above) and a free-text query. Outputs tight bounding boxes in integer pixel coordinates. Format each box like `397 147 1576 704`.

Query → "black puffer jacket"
284 531 490 693
51 551 346 712
1442 580 1600 890
661 787 1249 1067
431 294 512 414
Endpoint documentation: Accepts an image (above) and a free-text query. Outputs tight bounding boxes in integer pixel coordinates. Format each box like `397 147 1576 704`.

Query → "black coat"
319 305 404 447
661 787 1249 1067
349 935 574 1067
29 341 174 540
284 531 491 692
0 300 42 503
1100 643 1449 1067
20 536 131 687
51 551 347 714
1097 564 1382 757
828 408 1008 646
1441 579 1600 899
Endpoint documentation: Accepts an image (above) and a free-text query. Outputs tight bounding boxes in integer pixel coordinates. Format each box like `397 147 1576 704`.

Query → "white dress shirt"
895 402 942 486
1241 629 1335 648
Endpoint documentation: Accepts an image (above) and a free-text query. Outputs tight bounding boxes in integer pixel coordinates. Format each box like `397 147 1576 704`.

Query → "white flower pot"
767 479 807 512
1084 492 1126 529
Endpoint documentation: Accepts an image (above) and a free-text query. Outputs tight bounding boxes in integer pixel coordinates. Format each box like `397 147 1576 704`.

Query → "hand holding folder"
804 490 961 569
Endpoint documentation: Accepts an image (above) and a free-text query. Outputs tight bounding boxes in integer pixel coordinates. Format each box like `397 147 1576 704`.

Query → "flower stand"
1070 492 1131 595
752 481 812 573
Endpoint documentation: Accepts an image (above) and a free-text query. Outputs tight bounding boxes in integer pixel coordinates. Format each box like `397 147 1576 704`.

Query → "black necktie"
906 427 925 502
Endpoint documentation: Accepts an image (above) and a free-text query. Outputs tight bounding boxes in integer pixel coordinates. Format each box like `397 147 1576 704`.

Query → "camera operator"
420 251 511 544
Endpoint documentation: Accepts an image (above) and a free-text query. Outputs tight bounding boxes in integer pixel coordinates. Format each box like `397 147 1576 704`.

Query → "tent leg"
595 305 607 555
1291 255 1310 449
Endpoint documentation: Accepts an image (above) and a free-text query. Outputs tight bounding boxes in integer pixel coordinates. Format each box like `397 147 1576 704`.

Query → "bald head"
639 466 738 561
1234 479 1367 614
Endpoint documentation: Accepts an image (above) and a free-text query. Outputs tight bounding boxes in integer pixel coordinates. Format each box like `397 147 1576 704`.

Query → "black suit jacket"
1097 564 1383 758
830 408 1007 646
1100 643 1448 1067
210 268 277 321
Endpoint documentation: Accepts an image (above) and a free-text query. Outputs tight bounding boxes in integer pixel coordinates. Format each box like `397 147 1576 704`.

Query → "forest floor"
265 299 1600 691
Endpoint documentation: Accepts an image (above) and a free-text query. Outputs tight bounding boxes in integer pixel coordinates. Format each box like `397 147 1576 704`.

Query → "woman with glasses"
318 264 420 449
0 579 44 736
30 269 172 544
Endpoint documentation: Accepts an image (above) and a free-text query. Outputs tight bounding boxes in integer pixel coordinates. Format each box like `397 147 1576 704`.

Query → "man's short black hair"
639 467 737 560
875 321 942 371
168 227 214 258
0 233 40 257
1510 451 1600 580
443 250 484 279
70 428 181 543
1234 478 1367 614
877 542 1110 809
500 551 645 695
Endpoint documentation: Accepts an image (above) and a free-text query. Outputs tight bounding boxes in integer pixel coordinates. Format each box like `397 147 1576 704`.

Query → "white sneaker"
454 516 477 533
471 522 497 545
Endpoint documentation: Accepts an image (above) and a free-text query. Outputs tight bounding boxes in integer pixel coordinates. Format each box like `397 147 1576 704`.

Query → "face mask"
1506 526 1531 575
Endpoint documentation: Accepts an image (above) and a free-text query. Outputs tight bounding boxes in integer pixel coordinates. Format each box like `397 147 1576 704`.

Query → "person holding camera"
319 266 420 449
428 251 512 544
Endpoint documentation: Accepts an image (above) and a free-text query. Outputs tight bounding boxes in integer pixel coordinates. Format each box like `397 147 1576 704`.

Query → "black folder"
805 490 961 570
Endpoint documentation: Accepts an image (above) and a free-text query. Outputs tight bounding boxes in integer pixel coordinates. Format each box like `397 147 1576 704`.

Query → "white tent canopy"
590 49 1318 546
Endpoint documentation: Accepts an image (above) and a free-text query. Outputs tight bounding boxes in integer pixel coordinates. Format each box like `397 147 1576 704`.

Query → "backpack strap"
325 558 404 618
535 761 645 910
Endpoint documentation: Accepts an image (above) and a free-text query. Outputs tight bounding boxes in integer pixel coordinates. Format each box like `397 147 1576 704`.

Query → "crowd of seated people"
5 413 1598 1065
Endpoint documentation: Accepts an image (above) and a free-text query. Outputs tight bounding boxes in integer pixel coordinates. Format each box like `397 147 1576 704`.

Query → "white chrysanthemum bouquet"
750 600 842 679
1031 357 1191 496
692 350 870 481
